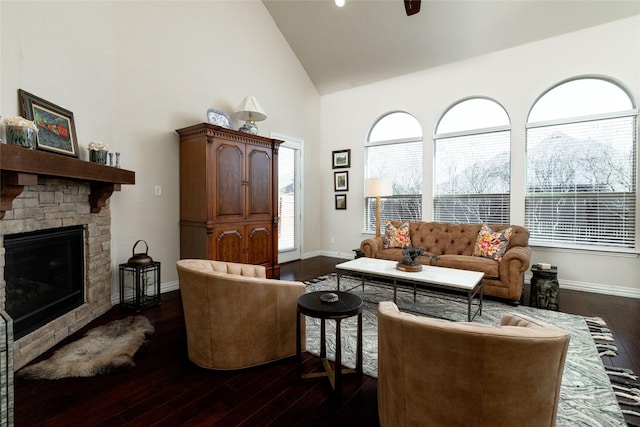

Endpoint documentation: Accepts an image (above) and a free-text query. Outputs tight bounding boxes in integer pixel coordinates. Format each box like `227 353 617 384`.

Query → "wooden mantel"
0 143 135 219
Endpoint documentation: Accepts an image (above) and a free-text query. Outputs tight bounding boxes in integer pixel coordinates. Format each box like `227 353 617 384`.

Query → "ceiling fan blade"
404 0 421 16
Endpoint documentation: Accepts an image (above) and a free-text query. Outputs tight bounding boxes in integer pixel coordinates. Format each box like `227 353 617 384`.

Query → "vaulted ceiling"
263 0 640 95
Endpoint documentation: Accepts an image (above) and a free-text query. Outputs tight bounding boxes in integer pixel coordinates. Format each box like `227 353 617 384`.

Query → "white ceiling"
263 0 640 95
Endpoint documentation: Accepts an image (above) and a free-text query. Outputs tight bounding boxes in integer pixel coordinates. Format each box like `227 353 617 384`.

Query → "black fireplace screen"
4 226 85 339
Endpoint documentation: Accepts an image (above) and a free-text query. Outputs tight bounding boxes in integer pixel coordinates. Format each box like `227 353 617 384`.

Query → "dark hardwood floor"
14 256 640 426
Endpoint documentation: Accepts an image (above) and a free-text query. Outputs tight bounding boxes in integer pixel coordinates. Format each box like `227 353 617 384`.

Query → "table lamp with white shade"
365 177 393 237
233 96 267 135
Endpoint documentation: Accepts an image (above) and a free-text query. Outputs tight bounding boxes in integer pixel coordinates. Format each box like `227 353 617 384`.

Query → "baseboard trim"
303 250 353 260
112 280 180 305
162 280 180 293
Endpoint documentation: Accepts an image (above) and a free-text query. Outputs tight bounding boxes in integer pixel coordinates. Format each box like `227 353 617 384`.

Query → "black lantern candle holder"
119 240 161 311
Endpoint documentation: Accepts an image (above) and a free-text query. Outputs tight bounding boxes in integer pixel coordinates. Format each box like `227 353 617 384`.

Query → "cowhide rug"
18 315 154 380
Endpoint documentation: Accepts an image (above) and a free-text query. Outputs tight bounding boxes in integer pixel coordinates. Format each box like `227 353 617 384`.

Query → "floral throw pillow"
473 225 513 261
384 221 412 249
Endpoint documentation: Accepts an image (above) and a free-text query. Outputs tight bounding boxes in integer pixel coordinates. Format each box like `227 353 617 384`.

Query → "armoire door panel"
211 227 246 263
215 142 244 220
247 224 273 266
247 147 272 218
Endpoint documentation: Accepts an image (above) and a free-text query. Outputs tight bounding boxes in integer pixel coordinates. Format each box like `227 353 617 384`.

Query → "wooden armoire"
176 123 281 278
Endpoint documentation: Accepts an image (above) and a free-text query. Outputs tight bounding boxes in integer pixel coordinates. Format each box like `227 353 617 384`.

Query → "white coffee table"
336 257 484 321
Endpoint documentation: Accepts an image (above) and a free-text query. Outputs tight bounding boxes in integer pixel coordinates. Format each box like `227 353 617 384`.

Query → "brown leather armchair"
176 259 306 370
377 301 570 427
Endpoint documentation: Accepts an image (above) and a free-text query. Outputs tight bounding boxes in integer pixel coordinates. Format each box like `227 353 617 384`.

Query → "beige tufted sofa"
378 301 570 427
176 259 306 370
360 221 531 303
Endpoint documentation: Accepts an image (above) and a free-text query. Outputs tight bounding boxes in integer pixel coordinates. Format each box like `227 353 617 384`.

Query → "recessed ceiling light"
335 0 345 7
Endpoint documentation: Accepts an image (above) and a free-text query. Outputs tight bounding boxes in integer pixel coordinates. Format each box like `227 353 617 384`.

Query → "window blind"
365 140 423 233
525 115 636 248
365 196 423 235
434 130 510 224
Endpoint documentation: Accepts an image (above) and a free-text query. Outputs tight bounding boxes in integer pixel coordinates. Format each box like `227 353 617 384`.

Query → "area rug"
305 274 628 427
18 316 154 380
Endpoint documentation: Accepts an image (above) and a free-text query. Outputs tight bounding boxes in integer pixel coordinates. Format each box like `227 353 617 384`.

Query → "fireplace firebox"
4 226 85 339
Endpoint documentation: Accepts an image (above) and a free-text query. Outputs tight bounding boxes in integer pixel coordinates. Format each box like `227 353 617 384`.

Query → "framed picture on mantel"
19 89 79 158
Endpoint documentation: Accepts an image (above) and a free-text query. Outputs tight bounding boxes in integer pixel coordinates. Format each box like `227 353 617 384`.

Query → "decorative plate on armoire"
206 108 232 129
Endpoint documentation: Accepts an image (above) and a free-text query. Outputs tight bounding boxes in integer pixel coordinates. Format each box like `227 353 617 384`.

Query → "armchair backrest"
199 259 268 278
377 301 570 427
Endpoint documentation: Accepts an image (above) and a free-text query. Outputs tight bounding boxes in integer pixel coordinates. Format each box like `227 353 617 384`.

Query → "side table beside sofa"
530 265 560 310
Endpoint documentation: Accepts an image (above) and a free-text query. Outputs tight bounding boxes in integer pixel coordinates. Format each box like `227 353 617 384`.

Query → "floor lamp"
365 177 393 237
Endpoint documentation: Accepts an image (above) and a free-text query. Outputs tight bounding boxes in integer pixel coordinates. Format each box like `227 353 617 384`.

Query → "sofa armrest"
498 245 531 299
360 236 385 258
500 245 531 274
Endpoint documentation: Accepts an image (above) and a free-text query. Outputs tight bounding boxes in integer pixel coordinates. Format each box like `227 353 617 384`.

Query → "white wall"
1 1 322 295
320 16 640 298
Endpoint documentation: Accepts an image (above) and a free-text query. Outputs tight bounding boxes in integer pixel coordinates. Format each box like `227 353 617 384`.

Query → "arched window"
525 77 637 249
364 112 422 234
434 98 511 224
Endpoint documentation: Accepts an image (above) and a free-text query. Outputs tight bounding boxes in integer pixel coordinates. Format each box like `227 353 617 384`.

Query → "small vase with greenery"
88 141 109 164
3 116 38 149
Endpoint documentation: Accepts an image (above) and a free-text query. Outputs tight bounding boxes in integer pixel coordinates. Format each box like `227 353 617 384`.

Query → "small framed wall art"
18 89 79 157
334 171 349 191
332 149 351 169
335 194 347 210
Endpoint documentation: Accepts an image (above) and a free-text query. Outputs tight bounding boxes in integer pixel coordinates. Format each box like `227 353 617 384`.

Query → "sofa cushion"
430 254 499 279
473 225 513 261
375 248 404 261
384 221 412 249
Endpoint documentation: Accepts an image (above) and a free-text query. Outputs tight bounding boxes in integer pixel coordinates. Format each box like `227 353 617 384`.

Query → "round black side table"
530 265 559 310
296 291 363 399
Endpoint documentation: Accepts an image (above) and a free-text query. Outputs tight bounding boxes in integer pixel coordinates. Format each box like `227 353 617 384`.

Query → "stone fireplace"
0 144 135 369
1 176 113 369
